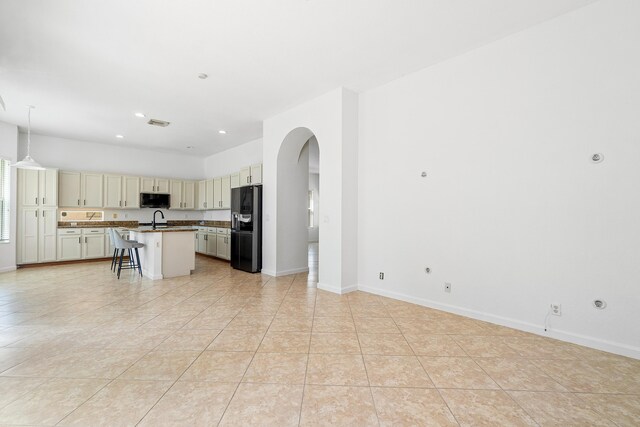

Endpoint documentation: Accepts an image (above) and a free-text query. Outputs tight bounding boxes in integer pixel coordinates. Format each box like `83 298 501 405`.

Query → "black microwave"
140 192 170 208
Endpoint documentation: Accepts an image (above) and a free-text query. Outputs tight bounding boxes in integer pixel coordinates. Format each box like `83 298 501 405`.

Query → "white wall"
22 133 205 179
309 173 319 242
202 138 263 222
0 121 18 272
358 0 640 358
263 88 358 293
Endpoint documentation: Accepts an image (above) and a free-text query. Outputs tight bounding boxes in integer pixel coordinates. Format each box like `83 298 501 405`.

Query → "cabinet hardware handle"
124 201 127 206
78 237 81 244
42 197 45 204
119 201 121 207
84 200 86 205
35 210 37 217
35 197 38 205
85 237 87 243
78 199 80 206
43 211 45 217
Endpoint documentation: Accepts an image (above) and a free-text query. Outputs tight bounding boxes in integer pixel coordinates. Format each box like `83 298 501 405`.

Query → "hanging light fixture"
12 105 45 170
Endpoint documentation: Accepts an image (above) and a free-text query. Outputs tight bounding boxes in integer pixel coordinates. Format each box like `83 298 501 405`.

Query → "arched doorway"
276 127 320 284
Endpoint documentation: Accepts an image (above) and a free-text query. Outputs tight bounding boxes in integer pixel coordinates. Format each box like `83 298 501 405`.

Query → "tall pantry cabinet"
17 168 58 264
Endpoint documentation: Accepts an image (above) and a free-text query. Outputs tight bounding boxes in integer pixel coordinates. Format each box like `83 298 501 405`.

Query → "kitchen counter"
127 228 196 280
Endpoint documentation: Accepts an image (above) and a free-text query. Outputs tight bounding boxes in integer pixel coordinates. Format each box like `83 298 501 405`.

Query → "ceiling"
0 0 597 157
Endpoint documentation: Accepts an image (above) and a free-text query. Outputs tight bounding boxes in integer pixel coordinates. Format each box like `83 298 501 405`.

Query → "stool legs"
117 249 125 279
134 248 142 277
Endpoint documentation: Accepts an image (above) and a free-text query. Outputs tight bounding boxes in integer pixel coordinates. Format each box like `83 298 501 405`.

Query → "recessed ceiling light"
186 146 193 149
218 130 227 134
134 112 146 118
198 73 208 80
115 134 124 139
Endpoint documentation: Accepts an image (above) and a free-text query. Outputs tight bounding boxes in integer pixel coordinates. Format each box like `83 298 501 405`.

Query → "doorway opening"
276 127 319 286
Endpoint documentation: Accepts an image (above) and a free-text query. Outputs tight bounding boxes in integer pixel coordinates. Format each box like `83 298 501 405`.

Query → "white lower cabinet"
82 228 105 259
216 228 230 260
57 229 82 261
57 228 106 261
195 227 229 260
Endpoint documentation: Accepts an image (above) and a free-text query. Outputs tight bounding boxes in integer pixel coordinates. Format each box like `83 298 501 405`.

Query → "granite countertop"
58 220 231 229
124 226 197 233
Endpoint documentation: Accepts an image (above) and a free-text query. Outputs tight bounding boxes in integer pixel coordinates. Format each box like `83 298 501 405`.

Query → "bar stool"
108 229 136 272
112 229 144 279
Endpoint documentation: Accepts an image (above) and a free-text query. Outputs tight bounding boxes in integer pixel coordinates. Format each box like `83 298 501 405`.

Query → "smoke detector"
147 119 170 127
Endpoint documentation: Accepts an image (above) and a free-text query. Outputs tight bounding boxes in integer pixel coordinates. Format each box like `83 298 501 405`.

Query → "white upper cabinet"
103 174 123 208
59 171 81 207
141 177 170 193
59 171 103 208
122 176 140 208
170 180 183 209
239 163 262 186
18 169 40 207
213 177 222 209
205 179 214 210
81 173 103 208
182 181 195 210
250 163 262 184
196 180 207 210
220 175 231 209
19 169 58 207
39 169 58 207
230 172 240 189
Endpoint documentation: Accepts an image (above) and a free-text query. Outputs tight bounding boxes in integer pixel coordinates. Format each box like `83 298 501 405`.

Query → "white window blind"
0 158 10 242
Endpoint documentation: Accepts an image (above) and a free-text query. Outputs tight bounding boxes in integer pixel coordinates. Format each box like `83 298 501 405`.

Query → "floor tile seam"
216 281 291 426
52 376 116 426
470 355 570 392
296 285 315 427
132 333 217 427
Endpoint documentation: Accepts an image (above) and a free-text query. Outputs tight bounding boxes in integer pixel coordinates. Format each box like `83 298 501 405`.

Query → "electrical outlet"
379 272 384 280
550 303 562 316
444 283 451 293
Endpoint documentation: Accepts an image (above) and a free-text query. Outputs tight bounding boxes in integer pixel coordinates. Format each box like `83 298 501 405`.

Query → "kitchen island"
124 226 196 280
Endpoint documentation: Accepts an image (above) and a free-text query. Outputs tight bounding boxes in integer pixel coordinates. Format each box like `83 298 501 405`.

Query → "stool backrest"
111 229 128 249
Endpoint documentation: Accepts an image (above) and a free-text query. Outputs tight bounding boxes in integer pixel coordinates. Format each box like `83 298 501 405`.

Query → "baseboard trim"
358 284 640 360
318 282 358 295
0 265 17 273
273 267 309 277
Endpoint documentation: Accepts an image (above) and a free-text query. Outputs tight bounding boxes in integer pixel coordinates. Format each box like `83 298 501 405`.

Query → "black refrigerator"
231 185 262 273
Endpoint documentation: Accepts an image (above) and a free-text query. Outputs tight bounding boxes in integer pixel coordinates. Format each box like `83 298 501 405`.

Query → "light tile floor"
0 256 638 426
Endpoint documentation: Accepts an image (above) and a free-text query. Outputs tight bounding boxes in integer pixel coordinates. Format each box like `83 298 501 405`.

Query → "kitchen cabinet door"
156 178 170 193
205 179 214 210
230 172 240 189
18 169 39 207
170 180 183 209
38 208 57 262
216 234 228 259
59 171 81 207
81 173 103 208
206 233 217 255
19 208 39 264
104 175 123 208
213 178 222 209
57 235 82 261
140 177 155 192
197 232 207 253
182 181 195 209
39 169 58 207
220 175 231 209
196 180 207 209
123 176 140 208
250 163 262 184
83 234 105 259
239 167 251 186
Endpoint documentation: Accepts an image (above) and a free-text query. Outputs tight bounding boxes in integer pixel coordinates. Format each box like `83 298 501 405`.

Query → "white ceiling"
0 0 597 157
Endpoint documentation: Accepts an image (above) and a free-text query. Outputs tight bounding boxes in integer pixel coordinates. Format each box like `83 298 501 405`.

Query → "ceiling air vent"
147 118 170 127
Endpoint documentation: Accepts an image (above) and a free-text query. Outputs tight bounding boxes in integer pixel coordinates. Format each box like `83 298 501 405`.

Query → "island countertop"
122 226 197 233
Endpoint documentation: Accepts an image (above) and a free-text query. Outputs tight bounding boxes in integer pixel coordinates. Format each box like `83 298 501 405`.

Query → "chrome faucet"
152 210 165 229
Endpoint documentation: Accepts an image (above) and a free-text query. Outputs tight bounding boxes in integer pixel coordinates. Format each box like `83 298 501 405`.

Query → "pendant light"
12 105 45 170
